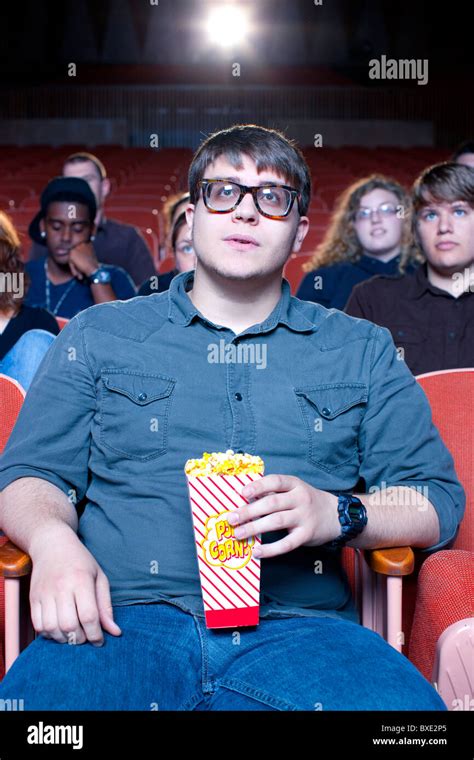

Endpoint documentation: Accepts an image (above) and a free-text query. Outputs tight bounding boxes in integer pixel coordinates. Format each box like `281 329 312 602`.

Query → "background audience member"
345 163 474 376
138 209 196 295
28 152 155 288
25 177 136 319
0 211 58 390
297 175 422 309
161 192 191 252
451 140 474 169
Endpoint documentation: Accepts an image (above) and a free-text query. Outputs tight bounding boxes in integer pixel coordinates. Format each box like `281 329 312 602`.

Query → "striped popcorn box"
186 471 264 628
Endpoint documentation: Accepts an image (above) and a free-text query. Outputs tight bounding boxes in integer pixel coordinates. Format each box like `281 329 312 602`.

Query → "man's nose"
232 191 259 222
61 225 72 242
370 208 382 223
437 211 453 233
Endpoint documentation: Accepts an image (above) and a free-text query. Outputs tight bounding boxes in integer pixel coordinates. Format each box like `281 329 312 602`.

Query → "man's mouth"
223 234 260 250
436 241 458 251
370 228 386 237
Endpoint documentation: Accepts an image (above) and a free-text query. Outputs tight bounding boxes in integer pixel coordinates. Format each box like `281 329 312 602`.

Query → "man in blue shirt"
0 125 464 711
25 177 136 318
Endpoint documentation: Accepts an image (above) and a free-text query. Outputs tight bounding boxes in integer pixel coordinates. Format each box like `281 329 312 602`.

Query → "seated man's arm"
0 316 122 645
350 326 465 552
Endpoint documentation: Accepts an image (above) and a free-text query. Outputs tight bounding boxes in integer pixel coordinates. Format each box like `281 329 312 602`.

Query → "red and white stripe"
187 472 263 627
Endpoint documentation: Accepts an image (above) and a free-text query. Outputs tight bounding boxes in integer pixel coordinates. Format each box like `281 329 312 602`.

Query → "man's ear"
185 204 195 236
101 178 111 200
292 216 309 253
90 221 97 241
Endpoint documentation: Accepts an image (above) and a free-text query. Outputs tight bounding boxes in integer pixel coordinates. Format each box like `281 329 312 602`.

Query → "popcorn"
184 449 264 477
184 449 265 628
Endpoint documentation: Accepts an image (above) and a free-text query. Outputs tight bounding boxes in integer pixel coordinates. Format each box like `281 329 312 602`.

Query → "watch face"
93 269 111 284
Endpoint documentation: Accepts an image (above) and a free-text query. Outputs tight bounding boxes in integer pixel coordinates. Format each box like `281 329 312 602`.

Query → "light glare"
207 6 249 48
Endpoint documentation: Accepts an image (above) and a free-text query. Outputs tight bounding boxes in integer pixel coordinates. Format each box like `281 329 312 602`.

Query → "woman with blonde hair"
0 211 59 390
296 175 422 309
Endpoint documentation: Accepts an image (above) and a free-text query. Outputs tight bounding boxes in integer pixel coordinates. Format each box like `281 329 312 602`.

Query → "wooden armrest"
366 546 415 576
0 540 32 578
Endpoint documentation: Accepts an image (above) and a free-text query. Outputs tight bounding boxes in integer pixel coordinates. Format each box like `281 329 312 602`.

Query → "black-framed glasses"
200 179 301 219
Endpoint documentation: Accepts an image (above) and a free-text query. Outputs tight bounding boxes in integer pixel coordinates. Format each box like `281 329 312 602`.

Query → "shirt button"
234 392 243 401
138 392 148 401
321 407 331 416
448 332 456 339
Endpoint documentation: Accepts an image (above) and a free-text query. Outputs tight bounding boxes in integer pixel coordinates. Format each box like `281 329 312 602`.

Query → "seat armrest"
366 546 415 576
0 540 32 578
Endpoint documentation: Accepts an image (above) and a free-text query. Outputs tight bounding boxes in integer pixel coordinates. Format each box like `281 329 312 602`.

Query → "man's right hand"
28 523 122 646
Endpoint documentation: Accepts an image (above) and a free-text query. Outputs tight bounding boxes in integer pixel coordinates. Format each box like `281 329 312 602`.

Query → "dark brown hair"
0 211 29 311
188 124 311 216
412 162 474 213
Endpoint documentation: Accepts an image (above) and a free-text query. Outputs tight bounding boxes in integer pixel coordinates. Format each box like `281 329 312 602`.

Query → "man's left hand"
227 474 340 558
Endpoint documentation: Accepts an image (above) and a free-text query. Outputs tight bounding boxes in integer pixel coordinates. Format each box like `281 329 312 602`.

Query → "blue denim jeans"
0 329 55 391
0 601 446 711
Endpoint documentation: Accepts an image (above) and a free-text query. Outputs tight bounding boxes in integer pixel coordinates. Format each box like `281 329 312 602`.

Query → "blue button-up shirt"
0 270 465 624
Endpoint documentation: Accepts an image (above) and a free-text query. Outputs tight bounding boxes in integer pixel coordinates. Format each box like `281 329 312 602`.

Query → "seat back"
0 374 26 678
55 316 69 331
416 369 474 552
0 374 25 453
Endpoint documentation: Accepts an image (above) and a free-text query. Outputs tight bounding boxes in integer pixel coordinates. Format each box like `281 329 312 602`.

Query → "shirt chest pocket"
294 383 368 472
99 370 176 460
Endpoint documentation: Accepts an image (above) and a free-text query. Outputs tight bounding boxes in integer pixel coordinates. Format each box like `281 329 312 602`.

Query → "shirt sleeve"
0 315 96 504
126 228 156 287
110 267 137 301
358 325 466 552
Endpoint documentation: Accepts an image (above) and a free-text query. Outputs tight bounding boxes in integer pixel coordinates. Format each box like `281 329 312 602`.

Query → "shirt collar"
356 253 401 274
168 270 317 334
410 262 468 300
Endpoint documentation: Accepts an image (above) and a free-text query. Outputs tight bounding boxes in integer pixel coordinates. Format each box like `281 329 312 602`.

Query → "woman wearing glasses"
297 175 422 309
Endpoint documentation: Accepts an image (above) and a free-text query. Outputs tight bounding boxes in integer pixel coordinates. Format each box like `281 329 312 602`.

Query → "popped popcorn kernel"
184 449 264 477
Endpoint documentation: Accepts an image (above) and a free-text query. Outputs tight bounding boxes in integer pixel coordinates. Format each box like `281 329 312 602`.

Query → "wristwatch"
326 493 368 550
88 267 112 285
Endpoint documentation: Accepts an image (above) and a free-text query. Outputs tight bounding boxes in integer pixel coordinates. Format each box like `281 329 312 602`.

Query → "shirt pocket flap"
102 372 176 405
294 383 368 420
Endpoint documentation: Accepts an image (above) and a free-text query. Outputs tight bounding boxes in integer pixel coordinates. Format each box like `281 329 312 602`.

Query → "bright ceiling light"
206 6 249 48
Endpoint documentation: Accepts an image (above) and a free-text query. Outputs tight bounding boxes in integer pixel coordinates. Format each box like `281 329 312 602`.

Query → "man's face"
456 153 474 169
40 201 92 266
63 160 107 209
186 154 308 282
417 199 474 274
353 188 403 257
